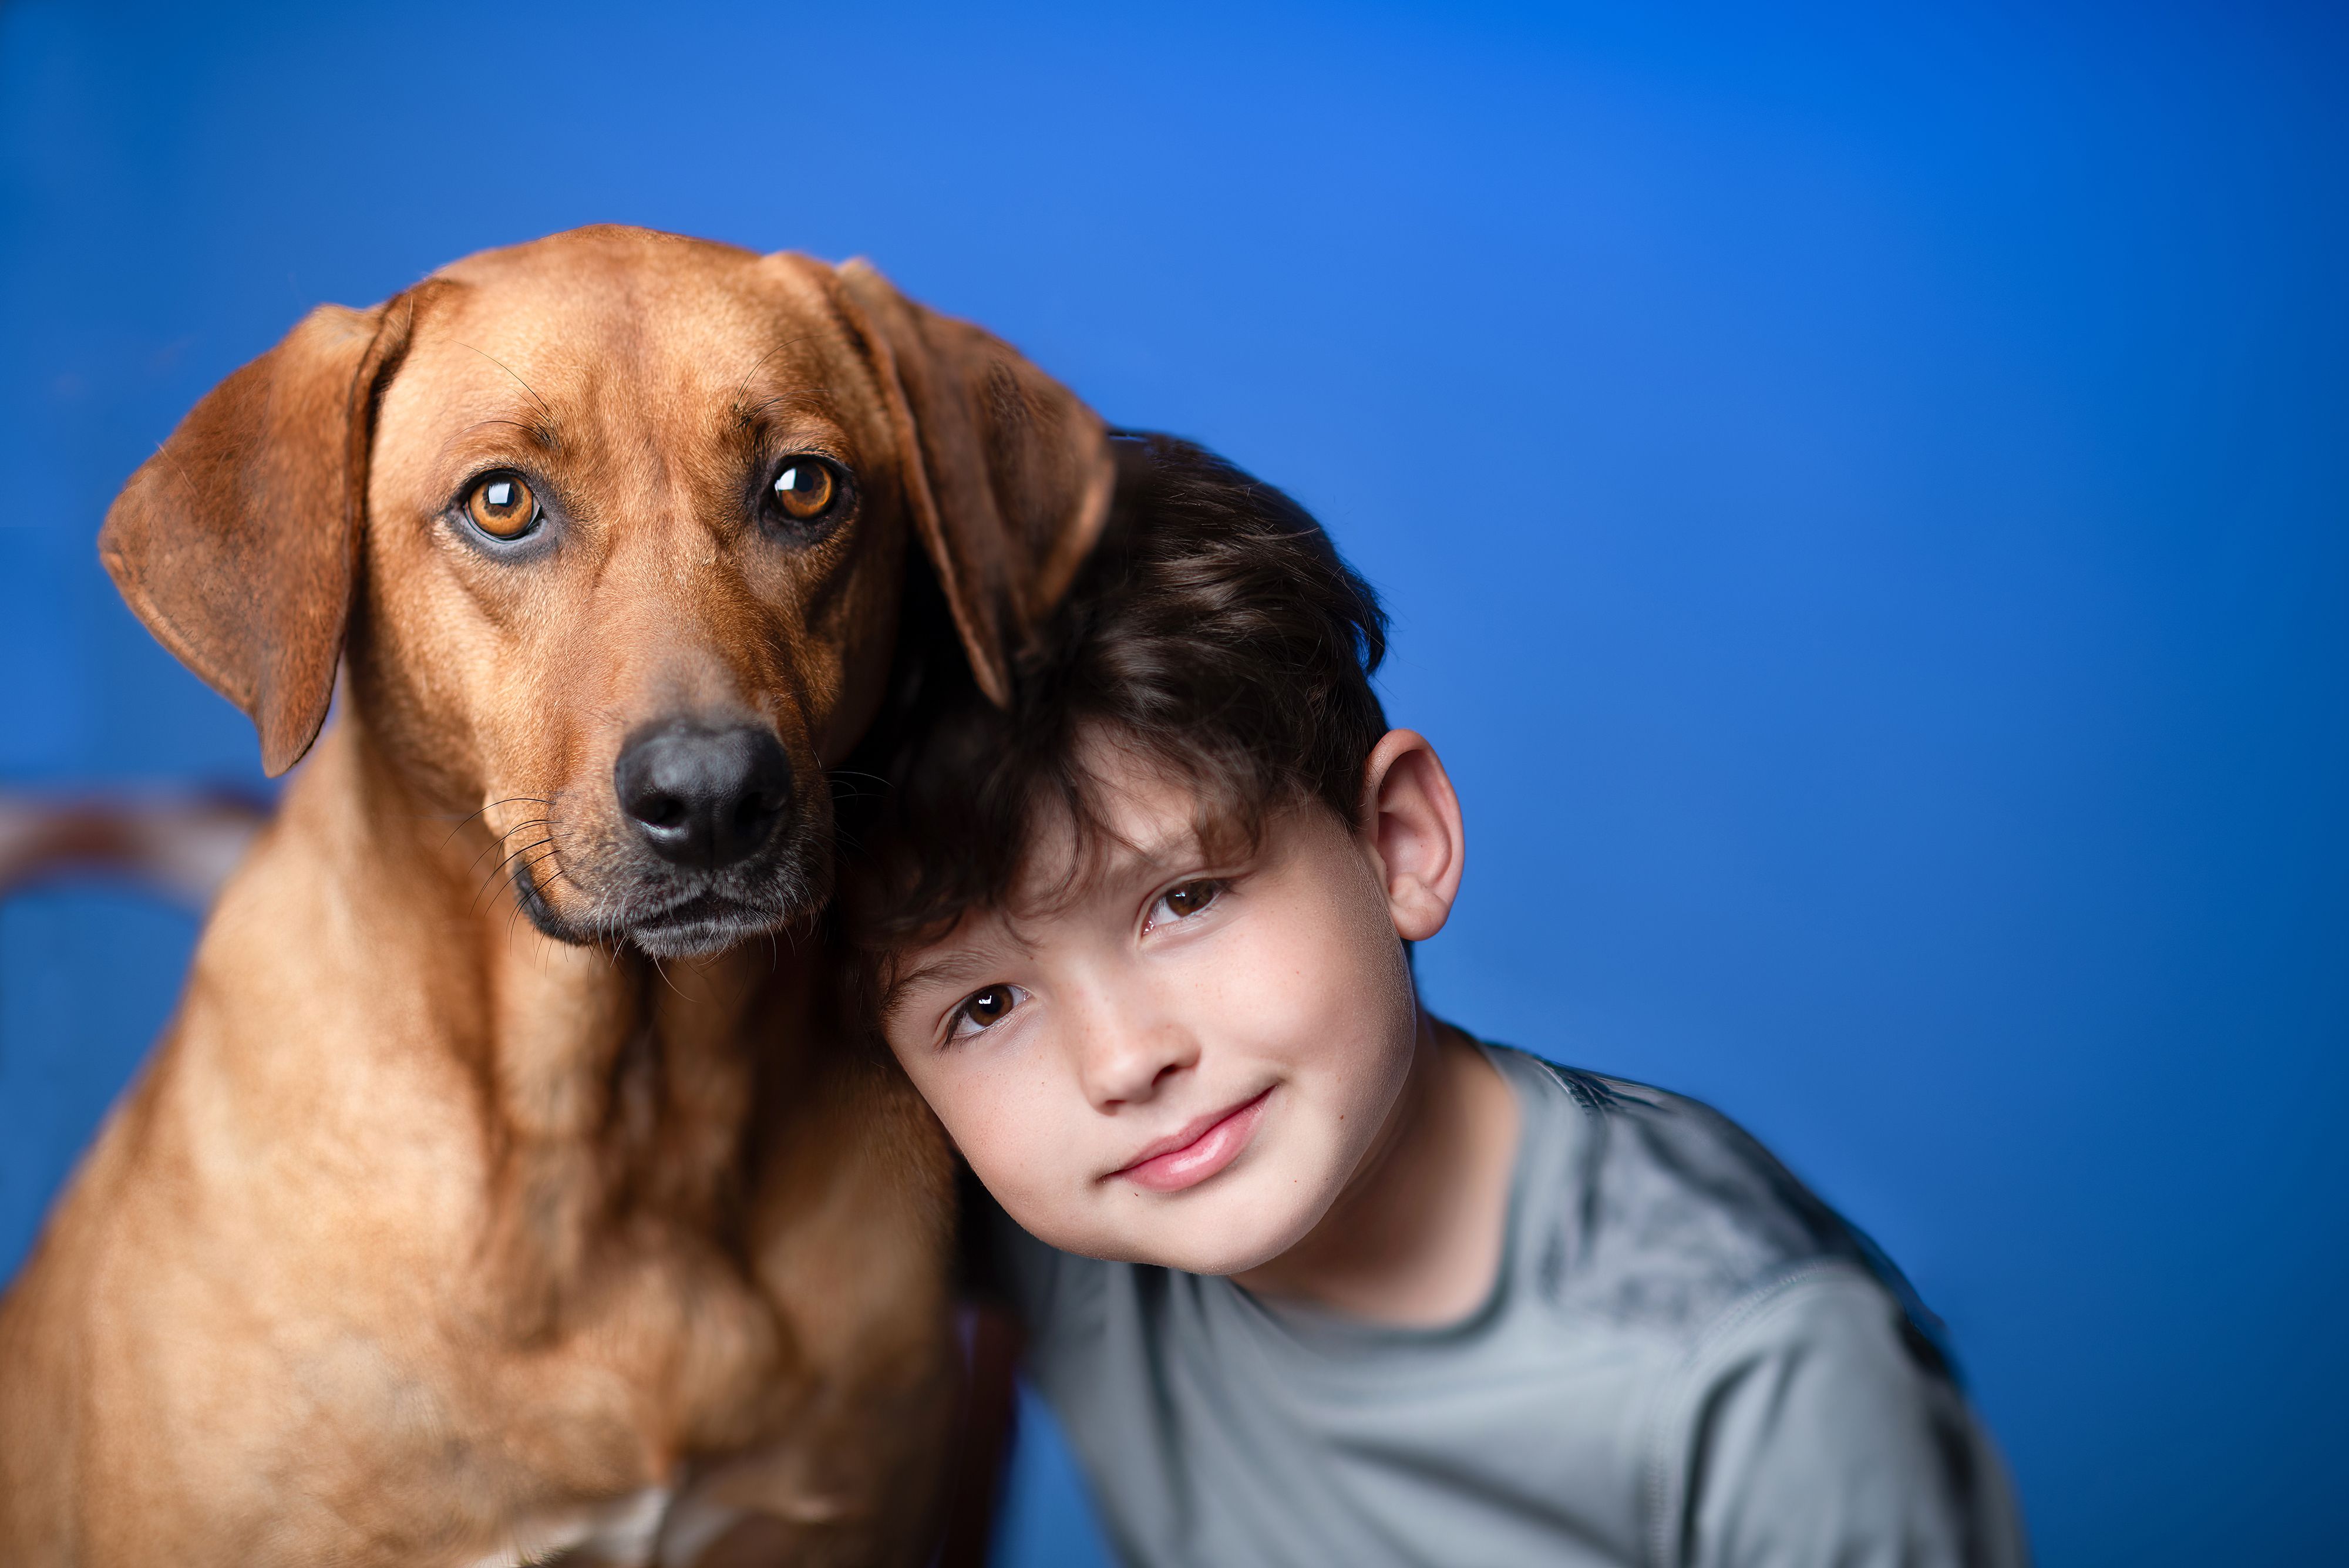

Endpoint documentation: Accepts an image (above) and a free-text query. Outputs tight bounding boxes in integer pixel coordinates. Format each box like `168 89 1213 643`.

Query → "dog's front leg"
652 1052 960 1568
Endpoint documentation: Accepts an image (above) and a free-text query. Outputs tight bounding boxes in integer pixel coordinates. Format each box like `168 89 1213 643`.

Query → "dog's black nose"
614 723 793 870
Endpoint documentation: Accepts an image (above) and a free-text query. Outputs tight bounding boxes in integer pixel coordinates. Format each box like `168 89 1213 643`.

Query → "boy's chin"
1154 1235 1293 1279
1023 1169 1341 1276
1107 1197 1325 1278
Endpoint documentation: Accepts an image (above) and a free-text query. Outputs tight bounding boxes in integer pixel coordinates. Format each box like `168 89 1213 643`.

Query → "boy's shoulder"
1488 1043 1945 1364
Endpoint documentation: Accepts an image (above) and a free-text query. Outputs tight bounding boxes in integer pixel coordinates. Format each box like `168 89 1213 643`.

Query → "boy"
842 435 2027 1567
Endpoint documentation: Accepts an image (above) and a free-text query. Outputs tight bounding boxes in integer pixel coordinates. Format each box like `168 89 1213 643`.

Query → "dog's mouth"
624 887 808 958
511 853 821 960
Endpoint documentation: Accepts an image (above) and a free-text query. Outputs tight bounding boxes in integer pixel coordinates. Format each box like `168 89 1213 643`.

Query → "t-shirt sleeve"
1659 1267 2029 1568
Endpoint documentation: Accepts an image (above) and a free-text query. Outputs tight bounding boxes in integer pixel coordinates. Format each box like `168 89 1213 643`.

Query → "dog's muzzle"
510 719 817 958
614 721 794 871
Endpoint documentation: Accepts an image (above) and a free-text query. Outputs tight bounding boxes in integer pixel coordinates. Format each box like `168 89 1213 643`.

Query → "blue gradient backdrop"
4 2 2344 1561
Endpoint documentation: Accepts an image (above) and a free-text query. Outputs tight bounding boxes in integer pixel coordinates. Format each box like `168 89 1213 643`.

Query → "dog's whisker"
464 829 540 883
502 845 572 944
465 820 554 879
474 837 554 916
476 838 551 906
436 797 553 850
649 956 691 1003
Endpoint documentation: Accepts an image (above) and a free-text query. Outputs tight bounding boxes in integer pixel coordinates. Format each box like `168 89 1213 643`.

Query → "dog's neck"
278 711 823 1338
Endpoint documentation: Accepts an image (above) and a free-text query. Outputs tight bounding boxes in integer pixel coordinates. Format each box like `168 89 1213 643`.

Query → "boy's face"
878 730 1459 1276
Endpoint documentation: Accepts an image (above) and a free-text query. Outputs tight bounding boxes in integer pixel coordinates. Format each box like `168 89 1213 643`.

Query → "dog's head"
100 227 1112 957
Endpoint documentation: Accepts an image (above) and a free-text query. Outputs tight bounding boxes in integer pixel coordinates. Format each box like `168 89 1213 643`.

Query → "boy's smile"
1108 1087 1273 1192
879 729 1464 1279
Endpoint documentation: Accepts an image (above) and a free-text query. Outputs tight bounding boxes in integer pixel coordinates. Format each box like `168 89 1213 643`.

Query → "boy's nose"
1078 1014 1200 1109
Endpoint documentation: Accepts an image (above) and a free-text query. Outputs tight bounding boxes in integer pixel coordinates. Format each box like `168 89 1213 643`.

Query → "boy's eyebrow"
1082 818 1221 890
878 948 1004 1024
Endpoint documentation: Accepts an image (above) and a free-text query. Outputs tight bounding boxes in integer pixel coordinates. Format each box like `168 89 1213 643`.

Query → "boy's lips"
1108 1089 1272 1193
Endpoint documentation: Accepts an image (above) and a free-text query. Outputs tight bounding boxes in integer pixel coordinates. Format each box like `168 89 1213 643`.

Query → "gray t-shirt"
985 1044 2028 1568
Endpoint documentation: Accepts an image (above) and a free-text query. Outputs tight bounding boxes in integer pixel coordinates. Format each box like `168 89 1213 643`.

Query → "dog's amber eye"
466 473 539 539
770 459 837 523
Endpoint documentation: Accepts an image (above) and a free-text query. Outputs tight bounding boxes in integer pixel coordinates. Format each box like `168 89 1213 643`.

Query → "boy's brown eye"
1162 880 1218 918
965 987 1013 1026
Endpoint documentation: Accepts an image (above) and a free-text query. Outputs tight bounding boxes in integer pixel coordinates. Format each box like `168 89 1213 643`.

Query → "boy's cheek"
893 1054 1007 1179
939 1082 1065 1211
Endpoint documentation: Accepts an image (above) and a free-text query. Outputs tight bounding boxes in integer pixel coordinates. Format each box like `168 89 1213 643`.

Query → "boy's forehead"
1071 725 1199 818
1008 759 1213 911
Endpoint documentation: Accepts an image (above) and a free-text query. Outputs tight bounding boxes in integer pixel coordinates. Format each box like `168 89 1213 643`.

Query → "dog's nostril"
614 723 795 870
637 790 689 830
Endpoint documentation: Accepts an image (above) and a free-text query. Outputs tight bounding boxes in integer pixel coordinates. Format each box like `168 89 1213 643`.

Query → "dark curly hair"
837 431 1389 950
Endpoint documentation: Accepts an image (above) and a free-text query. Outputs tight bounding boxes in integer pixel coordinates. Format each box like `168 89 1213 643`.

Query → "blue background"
4 2 2344 1560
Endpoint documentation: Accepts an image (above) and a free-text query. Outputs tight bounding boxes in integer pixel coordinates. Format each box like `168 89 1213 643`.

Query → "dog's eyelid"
728 395 852 464
443 456 549 499
752 437 854 474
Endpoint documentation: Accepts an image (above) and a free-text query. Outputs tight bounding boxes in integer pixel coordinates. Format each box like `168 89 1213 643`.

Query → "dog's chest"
458 1483 675 1567
456 1482 769 1568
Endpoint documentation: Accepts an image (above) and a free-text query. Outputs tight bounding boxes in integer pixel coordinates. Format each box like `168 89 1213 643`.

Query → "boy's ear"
1359 731 1466 943
99 288 435 776
821 258 1115 706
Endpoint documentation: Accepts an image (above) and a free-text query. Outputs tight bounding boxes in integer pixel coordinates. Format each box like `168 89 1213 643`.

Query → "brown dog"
0 226 1112 1566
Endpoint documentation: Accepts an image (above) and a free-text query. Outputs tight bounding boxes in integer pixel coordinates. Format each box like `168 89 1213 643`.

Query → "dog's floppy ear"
829 260 1114 705
100 293 423 776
